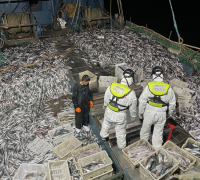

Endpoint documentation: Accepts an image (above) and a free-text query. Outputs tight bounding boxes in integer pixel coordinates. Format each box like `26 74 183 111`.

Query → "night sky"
104 0 200 49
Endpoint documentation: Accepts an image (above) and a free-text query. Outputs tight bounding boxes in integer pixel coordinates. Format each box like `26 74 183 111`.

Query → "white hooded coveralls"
139 77 176 149
100 84 137 149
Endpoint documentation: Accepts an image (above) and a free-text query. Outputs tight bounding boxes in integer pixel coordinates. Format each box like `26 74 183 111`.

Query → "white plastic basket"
53 136 82 160
170 78 189 88
48 123 74 146
162 141 196 172
77 150 113 180
48 160 72 180
189 129 200 142
122 139 156 169
98 76 118 88
178 103 194 117
174 172 200 180
57 110 75 126
78 70 97 90
182 138 200 169
72 143 101 169
13 163 47 180
27 137 53 156
139 148 179 180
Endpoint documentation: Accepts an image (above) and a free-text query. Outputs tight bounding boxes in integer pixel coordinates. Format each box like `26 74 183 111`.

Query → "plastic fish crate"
13 163 47 180
182 138 200 169
53 136 82 159
178 103 194 118
170 78 189 88
135 68 143 83
77 150 113 180
161 141 196 172
98 76 118 88
48 123 74 146
115 63 127 79
78 70 97 89
48 160 72 180
122 139 156 169
72 143 101 169
173 87 191 102
189 129 200 141
174 172 200 180
27 137 53 156
139 148 179 180
57 110 75 126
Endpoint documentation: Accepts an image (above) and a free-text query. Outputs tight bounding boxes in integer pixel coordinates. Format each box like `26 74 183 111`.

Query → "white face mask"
121 77 133 86
153 73 163 82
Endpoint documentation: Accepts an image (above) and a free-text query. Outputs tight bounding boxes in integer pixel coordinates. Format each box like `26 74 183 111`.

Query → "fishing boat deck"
54 34 191 180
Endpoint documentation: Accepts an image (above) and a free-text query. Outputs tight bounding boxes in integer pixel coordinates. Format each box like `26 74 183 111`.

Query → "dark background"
104 0 200 48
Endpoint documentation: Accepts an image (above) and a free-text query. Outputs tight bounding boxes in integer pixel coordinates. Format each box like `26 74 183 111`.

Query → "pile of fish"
82 160 104 173
191 132 200 142
126 141 155 164
165 147 191 170
0 39 74 179
75 147 99 161
184 142 200 158
52 128 71 139
179 105 193 116
73 29 200 132
145 152 173 179
68 157 82 180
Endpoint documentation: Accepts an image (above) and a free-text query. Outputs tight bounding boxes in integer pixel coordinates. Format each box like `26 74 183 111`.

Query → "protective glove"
131 117 135 121
76 107 81 113
139 114 143 119
90 101 93 107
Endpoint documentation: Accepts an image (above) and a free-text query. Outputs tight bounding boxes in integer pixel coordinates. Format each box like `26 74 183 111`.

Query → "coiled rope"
0 36 76 71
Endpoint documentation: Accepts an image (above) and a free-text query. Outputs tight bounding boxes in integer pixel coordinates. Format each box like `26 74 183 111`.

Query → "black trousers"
75 105 90 129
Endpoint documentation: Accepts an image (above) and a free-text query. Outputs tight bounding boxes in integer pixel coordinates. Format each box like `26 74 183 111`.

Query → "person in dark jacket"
72 75 93 133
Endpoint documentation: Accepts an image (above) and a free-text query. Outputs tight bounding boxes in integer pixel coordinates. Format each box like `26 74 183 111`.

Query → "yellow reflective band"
148 101 163 107
108 104 119 112
148 82 170 96
110 82 131 98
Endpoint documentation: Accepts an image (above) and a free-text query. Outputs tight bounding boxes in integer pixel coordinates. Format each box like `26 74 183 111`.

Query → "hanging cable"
168 0 181 39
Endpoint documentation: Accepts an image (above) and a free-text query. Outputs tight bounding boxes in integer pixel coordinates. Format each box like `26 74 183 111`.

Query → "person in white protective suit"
100 69 137 149
139 66 176 149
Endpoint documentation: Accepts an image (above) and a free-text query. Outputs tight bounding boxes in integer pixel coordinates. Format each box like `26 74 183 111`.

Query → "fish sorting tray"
98 76 118 88
27 137 53 156
77 150 113 180
189 129 200 142
53 136 82 159
57 110 75 126
72 143 101 169
162 141 196 172
139 148 179 180
182 138 200 169
122 139 156 169
78 70 97 90
13 163 47 180
48 123 74 146
178 103 194 118
48 160 72 180
170 78 189 88
174 172 200 180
